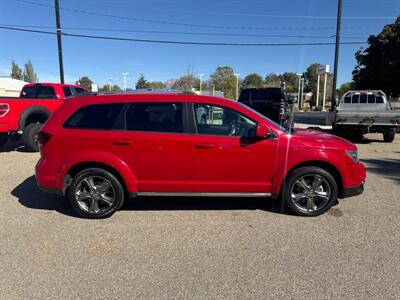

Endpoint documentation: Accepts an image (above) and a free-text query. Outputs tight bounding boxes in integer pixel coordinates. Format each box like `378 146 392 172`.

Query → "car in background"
238 87 293 126
0 83 89 151
333 90 400 142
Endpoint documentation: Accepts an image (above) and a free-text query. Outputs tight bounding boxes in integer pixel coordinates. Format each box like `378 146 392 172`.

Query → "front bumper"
340 182 364 199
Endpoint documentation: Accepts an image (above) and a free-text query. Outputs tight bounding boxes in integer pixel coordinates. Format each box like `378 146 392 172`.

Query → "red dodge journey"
35 93 366 218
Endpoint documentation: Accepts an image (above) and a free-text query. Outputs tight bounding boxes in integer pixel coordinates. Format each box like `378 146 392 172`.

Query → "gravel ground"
0 131 399 299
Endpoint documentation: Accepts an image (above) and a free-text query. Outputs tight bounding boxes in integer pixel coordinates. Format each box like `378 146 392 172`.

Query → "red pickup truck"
0 83 88 151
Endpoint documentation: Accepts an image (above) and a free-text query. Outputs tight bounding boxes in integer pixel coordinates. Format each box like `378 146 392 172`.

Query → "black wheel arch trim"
18 106 51 130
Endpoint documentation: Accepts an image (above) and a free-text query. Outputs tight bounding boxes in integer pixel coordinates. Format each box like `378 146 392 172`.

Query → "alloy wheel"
290 174 332 213
74 176 115 214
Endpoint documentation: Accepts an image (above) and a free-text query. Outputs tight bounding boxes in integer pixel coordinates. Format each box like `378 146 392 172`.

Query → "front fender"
56 150 138 193
271 149 346 196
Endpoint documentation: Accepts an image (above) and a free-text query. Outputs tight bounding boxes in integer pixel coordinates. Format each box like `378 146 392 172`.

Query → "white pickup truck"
332 90 400 142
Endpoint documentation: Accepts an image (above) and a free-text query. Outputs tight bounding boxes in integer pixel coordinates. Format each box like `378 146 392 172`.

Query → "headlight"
346 150 359 163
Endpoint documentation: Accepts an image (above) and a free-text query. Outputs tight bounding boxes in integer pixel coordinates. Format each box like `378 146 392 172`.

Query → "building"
0 77 28 97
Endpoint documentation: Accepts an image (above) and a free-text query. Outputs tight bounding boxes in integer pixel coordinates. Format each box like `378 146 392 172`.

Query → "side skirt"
130 192 271 198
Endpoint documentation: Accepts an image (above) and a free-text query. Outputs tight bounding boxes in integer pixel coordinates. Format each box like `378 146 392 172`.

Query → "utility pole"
316 74 320 107
234 73 240 100
197 73 204 94
331 0 343 111
121 72 129 91
54 0 64 83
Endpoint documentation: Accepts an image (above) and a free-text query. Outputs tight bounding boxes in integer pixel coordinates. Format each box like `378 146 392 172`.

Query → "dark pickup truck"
0 83 88 151
238 88 293 126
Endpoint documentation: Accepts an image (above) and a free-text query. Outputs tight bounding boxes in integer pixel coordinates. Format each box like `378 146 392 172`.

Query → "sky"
0 0 399 89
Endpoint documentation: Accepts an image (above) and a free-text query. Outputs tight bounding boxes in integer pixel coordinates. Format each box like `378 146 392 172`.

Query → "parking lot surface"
1 132 399 299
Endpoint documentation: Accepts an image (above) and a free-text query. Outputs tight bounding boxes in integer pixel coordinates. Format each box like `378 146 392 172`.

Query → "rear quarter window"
21 86 56 99
64 103 124 130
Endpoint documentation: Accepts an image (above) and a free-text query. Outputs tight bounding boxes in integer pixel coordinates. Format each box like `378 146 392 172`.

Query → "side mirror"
256 124 269 138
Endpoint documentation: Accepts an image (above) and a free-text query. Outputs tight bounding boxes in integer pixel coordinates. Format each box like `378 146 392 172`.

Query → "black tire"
0 133 8 149
67 168 125 219
332 125 345 137
383 129 395 143
22 123 42 152
283 166 338 217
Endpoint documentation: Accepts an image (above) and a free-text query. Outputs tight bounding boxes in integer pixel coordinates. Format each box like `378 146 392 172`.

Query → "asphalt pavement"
1 132 399 299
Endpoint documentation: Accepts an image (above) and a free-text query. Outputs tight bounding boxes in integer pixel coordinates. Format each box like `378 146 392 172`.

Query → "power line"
0 23 366 39
13 0 388 31
0 25 367 46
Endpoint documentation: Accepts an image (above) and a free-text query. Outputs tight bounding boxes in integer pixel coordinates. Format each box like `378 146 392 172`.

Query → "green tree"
279 72 299 93
98 84 121 92
171 75 199 91
241 73 264 89
337 82 352 98
136 74 150 89
76 76 93 90
353 17 400 97
148 81 167 89
23 60 38 83
10 60 23 80
210 66 236 99
304 63 333 106
264 73 281 87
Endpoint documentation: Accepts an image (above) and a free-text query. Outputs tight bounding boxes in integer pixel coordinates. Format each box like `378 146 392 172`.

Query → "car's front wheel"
283 166 338 217
67 168 125 219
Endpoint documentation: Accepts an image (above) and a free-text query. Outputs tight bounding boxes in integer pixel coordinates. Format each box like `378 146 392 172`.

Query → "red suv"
35 93 366 218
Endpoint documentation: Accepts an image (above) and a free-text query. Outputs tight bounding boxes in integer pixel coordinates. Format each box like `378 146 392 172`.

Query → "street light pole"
109 77 112 92
121 72 129 91
331 0 343 111
197 73 204 94
296 73 302 108
54 0 64 83
234 73 240 100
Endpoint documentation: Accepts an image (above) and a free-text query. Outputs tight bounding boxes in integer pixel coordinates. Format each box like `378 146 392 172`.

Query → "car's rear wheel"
0 133 8 149
283 166 338 217
22 123 42 152
67 168 124 219
383 129 395 143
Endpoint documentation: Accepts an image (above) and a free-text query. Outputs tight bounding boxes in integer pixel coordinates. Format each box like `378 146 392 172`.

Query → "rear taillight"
37 131 52 147
0 103 10 117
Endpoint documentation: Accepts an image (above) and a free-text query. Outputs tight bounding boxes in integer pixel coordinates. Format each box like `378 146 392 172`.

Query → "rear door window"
126 102 183 133
74 87 90 96
20 86 56 99
62 87 73 98
64 103 124 130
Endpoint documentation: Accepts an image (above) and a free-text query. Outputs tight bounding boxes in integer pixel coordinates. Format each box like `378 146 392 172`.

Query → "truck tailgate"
335 110 400 126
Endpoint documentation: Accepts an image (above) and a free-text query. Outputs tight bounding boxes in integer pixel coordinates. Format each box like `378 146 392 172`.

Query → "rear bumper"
339 182 364 199
35 158 60 194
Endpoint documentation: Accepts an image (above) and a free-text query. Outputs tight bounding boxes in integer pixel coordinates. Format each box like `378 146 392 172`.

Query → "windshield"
237 102 287 132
